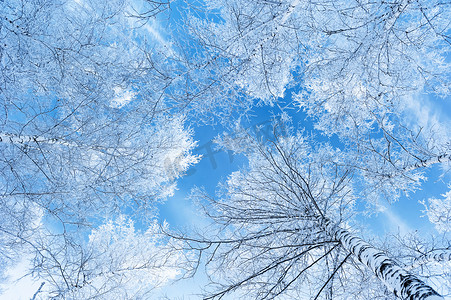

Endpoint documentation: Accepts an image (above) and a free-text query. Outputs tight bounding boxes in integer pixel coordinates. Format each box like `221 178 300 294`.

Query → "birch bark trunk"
0 132 75 146
404 154 451 172
379 154 451 179
407 249 451 271
325 220 444 300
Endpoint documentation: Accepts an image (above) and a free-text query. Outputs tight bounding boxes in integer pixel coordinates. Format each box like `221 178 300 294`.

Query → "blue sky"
1 0 450 298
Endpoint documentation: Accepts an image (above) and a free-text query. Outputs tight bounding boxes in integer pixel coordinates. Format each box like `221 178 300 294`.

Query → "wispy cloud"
377 204 413 235
402 93 451 148
127 0 176 56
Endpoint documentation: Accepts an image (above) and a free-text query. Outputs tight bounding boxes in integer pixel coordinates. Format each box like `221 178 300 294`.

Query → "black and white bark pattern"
0 132 75 146
407 249 451 271
326 221 444 300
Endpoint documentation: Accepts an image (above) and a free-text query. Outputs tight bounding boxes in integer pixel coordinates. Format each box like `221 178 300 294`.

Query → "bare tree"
1 0 449 298
173 125 444 299
180 0 451 204
0 0 200 294
30 216 191 299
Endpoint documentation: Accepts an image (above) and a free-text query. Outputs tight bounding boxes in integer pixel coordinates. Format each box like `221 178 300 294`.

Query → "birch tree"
187 0 451 131
178 125 444 299
181 0 451 205
0 0 200 290
382 231 451 298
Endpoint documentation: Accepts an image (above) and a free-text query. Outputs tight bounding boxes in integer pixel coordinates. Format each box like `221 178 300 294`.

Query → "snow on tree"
0 0 449 298
173 0 450 295
185 0 450 112
182 0 451 205
175 124 444 299
422 187 451 233
380 231 451 298
0 0 200 292
31 216 191 299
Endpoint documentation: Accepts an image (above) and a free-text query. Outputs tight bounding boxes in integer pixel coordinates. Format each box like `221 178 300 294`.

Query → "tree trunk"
381 154 451 179
325 220 444 300
405 154 451 172
407 249 451 271
0 132 74 146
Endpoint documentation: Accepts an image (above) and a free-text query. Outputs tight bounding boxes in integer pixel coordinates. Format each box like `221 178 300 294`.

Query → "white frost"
111 86 136 108
423 187 451 233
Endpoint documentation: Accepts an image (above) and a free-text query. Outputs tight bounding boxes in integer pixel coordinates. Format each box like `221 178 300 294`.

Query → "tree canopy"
0 0 449 299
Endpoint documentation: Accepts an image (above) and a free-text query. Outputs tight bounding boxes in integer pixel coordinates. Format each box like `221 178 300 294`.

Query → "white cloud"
127 0 176 56
402 93 451 149
0 256 41 300
141 21 175 56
